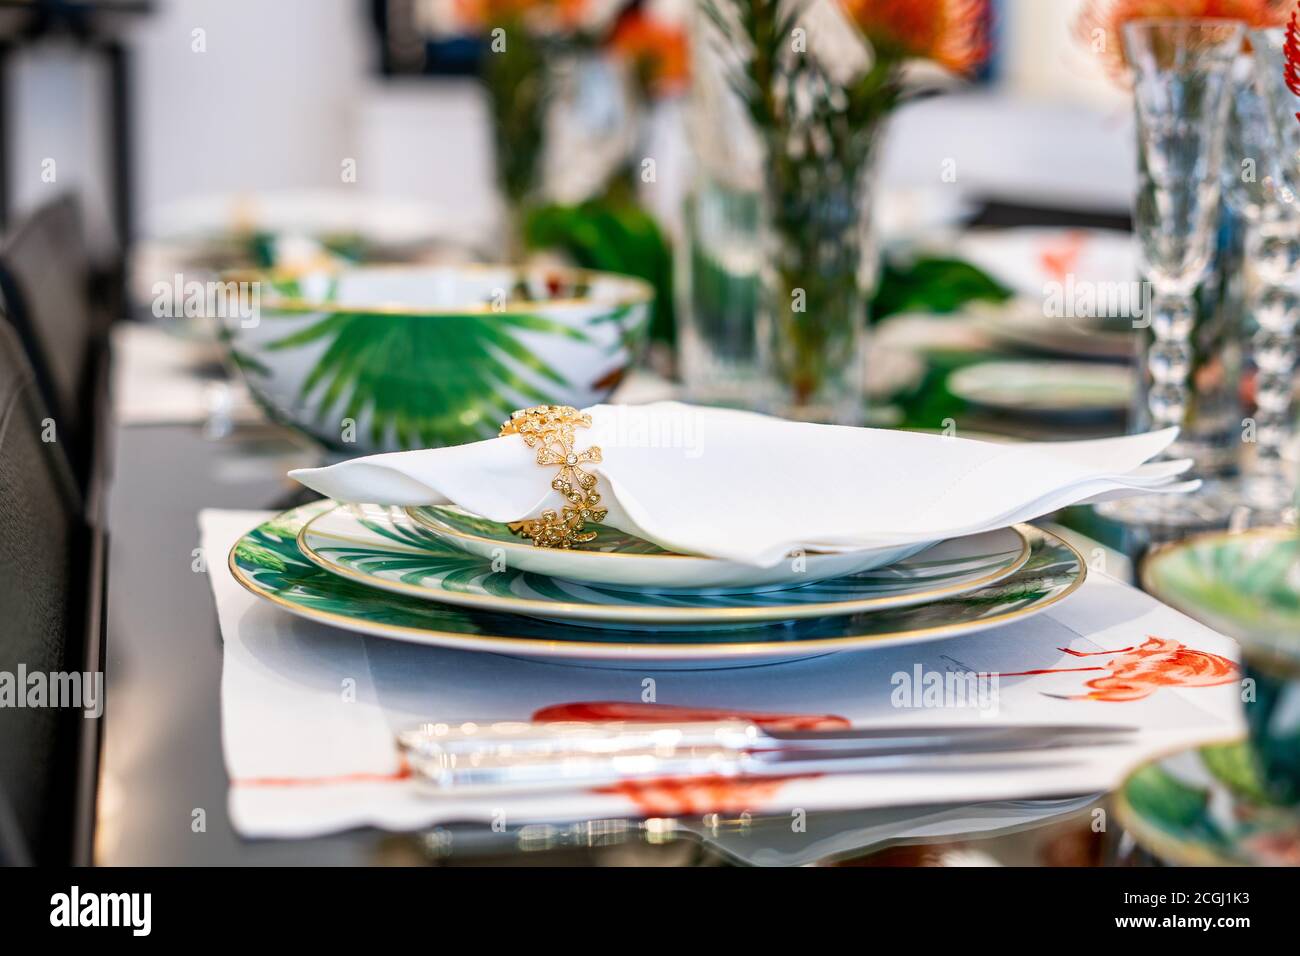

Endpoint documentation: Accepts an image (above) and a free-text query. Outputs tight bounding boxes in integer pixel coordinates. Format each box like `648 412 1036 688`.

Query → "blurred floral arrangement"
610 6 691 100
1073 0 1288 78
410 0 1011 387
418 0 686 349
699 0 988 411
420 0 686 208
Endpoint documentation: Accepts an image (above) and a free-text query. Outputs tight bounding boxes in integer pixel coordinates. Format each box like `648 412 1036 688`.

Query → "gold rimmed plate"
229 502 1086 663
406 504 940 592
1115 739 1299 866
298 503 1032 628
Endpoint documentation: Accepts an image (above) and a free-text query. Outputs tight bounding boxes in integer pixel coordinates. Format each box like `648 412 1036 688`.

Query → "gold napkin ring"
499 405 607 548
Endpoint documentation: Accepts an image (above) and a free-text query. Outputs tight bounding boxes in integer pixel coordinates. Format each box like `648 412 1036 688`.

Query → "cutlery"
397 720 1137 794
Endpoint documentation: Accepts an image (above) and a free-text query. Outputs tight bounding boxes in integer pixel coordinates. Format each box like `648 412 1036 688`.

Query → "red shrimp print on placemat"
997 636 1237 702
533 701 850 817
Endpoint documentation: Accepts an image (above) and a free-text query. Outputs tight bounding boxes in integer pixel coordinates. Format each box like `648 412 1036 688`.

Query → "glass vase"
679 177 766 408
678 1 877 425
756 144 876 425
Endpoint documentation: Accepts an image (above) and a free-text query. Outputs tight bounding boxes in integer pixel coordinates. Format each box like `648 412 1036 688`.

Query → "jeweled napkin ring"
500 405 607 549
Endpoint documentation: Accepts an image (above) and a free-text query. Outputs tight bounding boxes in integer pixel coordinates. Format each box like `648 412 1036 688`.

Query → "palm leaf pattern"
259 307 600 449
1120 741 1297 865
411 505 671 555
1144 532 1300 652
233 504 1082 647
1170 535 1299 615
311 507 1026 613
1124 763 1226 848
1144 534 1300 808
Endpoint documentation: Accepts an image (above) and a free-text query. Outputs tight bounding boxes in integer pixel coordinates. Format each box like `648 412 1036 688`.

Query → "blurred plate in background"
967 299 1135 361
953 227 1135 300
948 360 1133 421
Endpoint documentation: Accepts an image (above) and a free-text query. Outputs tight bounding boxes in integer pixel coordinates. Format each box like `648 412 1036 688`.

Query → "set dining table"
0 0 1295 908
90 320 1180 869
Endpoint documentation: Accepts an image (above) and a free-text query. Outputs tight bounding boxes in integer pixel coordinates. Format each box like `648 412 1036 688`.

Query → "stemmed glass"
1238 27 1300 523
1099 19 1244 528
1225 35 1300 519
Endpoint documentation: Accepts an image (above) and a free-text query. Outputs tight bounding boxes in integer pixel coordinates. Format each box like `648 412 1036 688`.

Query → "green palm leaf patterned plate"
406 504 942 592
297 503 1032 627
1141 528 1300 803
1116 740 1300 866
228 502 1086 663
1141 527 1300 674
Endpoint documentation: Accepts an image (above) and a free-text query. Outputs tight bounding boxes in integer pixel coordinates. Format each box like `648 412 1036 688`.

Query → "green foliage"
872 256 1012 323
1200 741 1272 804
523 195 676 345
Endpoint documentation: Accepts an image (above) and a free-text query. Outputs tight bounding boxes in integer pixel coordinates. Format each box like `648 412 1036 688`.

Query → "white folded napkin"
290 402 1193 567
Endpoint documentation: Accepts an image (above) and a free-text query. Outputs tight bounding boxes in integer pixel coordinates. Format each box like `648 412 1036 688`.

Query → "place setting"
200 402 1244 836
221 401 1194 664
178 372 1266 854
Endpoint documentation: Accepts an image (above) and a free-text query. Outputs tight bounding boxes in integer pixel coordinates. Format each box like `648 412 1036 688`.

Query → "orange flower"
840 0 990 73
453 0 587 30
1075 0 1289 78
610 11 690 96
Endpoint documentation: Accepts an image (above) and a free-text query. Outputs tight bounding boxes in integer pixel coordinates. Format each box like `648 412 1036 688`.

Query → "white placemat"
112 324 261 426
202 509 1244 839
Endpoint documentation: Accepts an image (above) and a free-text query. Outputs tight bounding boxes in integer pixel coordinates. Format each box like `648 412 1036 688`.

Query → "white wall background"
9 44 113 248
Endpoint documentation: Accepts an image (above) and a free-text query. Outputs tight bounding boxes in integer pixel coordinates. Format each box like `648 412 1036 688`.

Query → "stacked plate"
229 501 1087 665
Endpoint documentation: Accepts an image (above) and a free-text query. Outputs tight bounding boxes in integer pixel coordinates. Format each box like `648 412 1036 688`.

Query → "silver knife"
397 720 1136 794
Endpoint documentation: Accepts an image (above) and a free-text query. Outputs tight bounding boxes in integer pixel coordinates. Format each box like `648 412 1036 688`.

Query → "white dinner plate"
406 504 938 592
298 503 1032 628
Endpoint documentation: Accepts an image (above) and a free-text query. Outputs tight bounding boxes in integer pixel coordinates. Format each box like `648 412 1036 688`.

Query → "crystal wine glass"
1098 18 1244 528
1238 27 1300 523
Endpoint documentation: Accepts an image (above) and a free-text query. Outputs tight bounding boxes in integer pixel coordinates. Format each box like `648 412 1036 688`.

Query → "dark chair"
0 195 107 488
0 316 91 865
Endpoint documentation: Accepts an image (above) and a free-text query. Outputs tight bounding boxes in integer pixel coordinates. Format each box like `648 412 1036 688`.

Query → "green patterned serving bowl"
218 263 653 454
